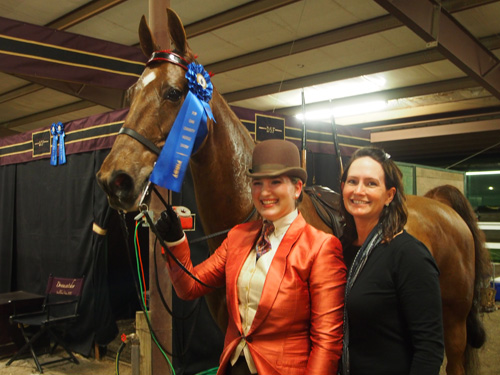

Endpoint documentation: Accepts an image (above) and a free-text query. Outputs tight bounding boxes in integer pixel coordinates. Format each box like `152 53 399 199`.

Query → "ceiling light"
466 171 500 175
295 100 387 121
303 74 387 103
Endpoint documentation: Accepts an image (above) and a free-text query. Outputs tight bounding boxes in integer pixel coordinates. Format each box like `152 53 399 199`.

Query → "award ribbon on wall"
50 123 58 166
150 62 214 192
56 122 66 165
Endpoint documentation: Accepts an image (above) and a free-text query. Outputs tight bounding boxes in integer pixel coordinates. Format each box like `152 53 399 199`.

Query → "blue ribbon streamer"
150 91 207 192
50 123 58 166
56 122 66 165
149 61 215 192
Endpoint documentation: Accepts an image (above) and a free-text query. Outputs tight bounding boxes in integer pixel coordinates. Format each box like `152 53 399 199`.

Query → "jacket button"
246 336 253 343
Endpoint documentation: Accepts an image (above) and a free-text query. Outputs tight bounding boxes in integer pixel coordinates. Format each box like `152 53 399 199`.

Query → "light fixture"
295 100 387 121
466 171 500 176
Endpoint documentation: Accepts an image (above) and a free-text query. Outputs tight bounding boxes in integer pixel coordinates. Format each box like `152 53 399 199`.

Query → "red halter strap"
146 50 189 70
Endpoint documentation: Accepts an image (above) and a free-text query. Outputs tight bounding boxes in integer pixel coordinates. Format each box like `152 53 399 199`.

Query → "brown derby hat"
246 139 307 182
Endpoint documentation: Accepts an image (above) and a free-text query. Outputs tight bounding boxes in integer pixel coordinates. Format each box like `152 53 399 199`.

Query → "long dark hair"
340 147 408 245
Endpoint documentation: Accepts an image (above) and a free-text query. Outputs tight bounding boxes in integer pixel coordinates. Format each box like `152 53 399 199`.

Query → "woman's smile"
342 156 395 229
251 176 302 222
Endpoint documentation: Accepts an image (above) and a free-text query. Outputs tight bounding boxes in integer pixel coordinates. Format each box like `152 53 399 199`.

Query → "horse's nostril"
111 172 134 195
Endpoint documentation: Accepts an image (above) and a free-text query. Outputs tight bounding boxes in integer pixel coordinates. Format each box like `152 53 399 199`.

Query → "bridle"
115 49 256 284
118 127 161 155
117 50 191 156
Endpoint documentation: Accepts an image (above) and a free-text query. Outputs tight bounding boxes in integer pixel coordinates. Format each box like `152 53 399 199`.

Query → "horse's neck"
190 91 254 238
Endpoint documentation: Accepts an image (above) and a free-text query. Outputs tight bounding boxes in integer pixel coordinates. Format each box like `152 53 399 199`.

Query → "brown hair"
340 147 407 245
290 176 304 204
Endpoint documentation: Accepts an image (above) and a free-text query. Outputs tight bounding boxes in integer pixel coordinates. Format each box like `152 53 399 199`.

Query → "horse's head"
97 9 198 211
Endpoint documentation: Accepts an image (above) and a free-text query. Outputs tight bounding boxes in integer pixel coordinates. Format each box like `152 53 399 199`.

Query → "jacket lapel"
225 221 262 330
249 213 306 332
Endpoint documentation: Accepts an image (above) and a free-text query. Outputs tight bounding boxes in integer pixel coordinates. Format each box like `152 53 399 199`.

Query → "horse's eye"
163 88 183 102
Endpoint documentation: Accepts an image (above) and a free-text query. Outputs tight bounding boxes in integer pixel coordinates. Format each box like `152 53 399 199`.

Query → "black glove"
155 205 184 242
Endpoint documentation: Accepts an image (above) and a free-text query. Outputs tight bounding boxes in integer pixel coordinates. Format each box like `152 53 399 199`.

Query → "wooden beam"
46 0 127 30
0 100 97 129
222 33 500 104
374 0 500 100
185 0 300 37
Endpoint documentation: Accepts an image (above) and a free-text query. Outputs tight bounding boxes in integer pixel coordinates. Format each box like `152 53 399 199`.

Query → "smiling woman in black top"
340 147 444 375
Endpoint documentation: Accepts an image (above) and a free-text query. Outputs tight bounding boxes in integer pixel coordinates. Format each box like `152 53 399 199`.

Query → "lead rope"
138 182 256 289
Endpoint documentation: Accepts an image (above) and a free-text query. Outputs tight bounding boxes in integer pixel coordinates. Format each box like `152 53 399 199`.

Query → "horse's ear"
139 15 159 58
166 8 187 54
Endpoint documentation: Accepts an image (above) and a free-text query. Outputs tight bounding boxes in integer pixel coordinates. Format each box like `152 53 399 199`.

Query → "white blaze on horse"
96 8 491 375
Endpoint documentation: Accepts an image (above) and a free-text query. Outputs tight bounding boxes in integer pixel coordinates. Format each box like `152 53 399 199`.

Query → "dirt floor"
0 354 131 375
1 304 500 375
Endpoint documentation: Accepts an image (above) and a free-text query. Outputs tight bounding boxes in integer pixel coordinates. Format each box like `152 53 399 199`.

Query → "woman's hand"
155 205 184 242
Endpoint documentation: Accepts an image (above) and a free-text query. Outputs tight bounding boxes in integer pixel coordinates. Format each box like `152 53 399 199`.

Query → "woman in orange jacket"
155 139 346 375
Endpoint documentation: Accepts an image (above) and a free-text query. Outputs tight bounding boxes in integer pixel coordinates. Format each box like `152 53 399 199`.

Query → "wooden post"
147 2 172 375
136 311 152 375
149 186 173 375
149 0 170 49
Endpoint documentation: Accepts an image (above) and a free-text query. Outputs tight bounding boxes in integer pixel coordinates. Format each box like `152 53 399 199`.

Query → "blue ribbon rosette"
50 123 58 166
150 62 215 192
56 122 66 165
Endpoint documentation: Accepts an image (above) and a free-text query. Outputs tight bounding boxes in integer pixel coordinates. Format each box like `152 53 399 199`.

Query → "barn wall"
396 161 465 196
415 166 464 196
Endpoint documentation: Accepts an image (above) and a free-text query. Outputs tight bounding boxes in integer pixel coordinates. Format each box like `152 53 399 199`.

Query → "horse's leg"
442 306 467 375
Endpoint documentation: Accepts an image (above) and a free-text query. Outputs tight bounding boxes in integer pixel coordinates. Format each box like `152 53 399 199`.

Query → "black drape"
0 164 16 293
170 170 224 375
5 150 117 355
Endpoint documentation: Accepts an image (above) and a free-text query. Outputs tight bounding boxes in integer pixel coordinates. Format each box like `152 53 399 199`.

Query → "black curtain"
170 170 224 375
4 150 117 355
0 164 16 293
306 150 341 192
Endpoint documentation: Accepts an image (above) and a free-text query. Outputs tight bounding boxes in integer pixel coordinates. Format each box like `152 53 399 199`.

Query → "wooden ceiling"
1 0 499 171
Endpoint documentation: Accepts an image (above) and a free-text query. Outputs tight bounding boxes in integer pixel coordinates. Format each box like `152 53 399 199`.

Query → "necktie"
256 221 274 260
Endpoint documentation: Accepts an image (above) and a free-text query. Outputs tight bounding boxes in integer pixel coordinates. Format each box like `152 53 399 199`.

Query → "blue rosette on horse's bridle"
149 59 215 193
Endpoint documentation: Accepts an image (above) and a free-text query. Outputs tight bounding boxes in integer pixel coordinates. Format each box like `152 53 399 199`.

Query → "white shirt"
230 210 298 373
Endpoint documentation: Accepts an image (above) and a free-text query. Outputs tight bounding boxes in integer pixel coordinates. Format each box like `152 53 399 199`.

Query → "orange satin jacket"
165 213 346 375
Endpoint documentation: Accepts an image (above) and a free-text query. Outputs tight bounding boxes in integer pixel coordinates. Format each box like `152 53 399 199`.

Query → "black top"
344 231 444 375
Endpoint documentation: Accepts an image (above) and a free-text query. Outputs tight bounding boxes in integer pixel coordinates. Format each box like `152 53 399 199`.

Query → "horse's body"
96 9 490 375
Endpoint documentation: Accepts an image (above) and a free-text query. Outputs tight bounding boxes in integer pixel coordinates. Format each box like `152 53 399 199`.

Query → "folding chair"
6 274 85 373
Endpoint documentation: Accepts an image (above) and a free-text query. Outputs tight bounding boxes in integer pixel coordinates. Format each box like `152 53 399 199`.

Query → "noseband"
118 127 162 155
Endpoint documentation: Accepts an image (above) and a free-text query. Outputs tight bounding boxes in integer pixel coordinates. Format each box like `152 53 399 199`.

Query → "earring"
385 202 390 207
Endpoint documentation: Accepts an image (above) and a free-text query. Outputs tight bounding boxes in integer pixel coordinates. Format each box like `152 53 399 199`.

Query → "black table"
0 291 45 357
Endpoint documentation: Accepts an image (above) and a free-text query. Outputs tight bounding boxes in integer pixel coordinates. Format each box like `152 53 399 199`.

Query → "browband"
147 50 189 70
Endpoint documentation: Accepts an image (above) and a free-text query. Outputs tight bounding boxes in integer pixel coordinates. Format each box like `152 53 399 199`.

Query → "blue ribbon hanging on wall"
49 122 66 166
149 62 214 192
56 122 66 165
50 123 58 166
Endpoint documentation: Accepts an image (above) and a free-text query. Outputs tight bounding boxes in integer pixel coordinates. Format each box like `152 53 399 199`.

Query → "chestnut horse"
96 9 490 375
